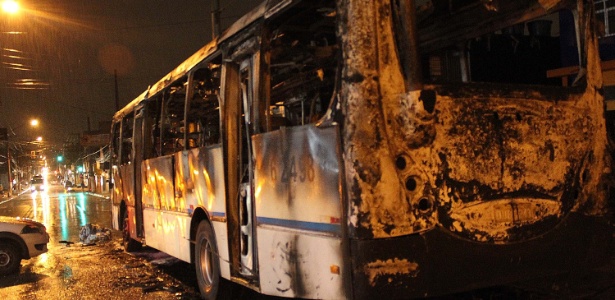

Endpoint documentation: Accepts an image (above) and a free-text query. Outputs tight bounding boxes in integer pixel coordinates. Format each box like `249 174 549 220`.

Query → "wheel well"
0 233 28 259
190 208 210 264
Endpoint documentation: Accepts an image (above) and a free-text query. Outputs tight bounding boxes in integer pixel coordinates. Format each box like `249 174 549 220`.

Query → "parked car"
0 216 49 275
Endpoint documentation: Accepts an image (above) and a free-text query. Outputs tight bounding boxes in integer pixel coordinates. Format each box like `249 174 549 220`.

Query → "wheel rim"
0 251 9 267
199 238 214 291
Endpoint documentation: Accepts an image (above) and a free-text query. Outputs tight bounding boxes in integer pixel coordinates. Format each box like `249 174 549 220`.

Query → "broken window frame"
263 1 338 131
413 0 589 88
158 77 189 156
595 0 615 37
119 112 134 165
184 56 223 150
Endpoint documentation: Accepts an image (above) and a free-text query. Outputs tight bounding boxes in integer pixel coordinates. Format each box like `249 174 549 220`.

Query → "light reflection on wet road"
0 185 263 299
0 185 112 244
0 185 116 298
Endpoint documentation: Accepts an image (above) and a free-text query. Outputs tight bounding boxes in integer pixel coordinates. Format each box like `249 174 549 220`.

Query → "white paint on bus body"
257 227 345 299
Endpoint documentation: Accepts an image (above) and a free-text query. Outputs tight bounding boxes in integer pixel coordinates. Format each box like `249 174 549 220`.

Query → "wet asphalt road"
0 185 276 300
0 185 199 299
0 184 614 299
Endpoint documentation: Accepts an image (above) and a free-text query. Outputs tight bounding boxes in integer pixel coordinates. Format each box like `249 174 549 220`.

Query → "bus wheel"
195 220 219 299
122 210 141 252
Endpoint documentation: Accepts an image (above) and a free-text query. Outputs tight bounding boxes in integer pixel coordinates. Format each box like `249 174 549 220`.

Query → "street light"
1 0 19 15
9 118 39 135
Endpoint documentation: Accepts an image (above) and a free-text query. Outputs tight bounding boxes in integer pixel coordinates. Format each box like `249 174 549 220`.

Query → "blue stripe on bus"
211 211 226 217
257 217 341 235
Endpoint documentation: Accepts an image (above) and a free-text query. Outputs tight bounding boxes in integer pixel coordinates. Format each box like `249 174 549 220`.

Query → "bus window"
419 4 578 87
120 113 134 164
160 77 188 155
266 3 338 130
186 58 222 149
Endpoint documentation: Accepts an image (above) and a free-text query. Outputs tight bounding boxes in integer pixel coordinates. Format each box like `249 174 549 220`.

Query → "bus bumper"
349 213 612 299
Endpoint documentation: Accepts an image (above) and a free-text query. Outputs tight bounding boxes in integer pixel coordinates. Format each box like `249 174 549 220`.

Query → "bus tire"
0 242 21 276
195 220 219 300
122 210 141 252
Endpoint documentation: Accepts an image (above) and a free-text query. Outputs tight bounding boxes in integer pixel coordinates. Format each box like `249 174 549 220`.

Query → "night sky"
0 0 260 143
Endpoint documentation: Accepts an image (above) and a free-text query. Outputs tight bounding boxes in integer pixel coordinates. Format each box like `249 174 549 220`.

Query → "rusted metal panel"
338 0 609 243
337 1 611 296
404 85 607 243
350 212 611 299
338 0 438 239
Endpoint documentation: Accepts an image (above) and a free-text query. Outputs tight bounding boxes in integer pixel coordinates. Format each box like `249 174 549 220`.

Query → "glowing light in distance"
1 0 19 14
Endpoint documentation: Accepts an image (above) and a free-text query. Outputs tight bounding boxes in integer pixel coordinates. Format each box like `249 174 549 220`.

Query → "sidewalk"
0 189 30 203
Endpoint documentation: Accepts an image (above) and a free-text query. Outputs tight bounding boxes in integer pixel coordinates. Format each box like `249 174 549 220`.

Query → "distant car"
0 216 49 275
30 177 45 192
64 181 75 192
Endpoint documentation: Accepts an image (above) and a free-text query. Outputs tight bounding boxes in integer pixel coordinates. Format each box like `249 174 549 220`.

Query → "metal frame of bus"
111 0 612 299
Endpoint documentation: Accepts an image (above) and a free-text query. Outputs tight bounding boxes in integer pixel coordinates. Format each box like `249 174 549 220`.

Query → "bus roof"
113 1 286 121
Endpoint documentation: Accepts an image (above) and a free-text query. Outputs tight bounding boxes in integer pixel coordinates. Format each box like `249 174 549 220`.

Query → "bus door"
238 57 257 277
132 108 147 238
224 53 259 280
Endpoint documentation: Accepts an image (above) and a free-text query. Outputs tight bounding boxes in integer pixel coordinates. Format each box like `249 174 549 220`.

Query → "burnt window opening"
595 0 615 37
417 2 578 87
266 1 338 130
158 77 188 155
120 113 134 164
186 58 222 149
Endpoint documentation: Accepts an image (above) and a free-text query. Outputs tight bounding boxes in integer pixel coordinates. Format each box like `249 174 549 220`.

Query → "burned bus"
110 0 613 298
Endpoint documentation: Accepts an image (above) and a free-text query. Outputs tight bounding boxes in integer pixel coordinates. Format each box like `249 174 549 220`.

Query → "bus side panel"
111 165 123 230
253 124 346 298
212 221 231 279
116 163 134 236
111 205 120 230
182 146 231 277
142 208 192 262
253 125 342 228
141 146 230 266
183 146 227 216
119 164 134 206
126 205 137 241
257 229 345 299
141 155 174 253
142 155 174 211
